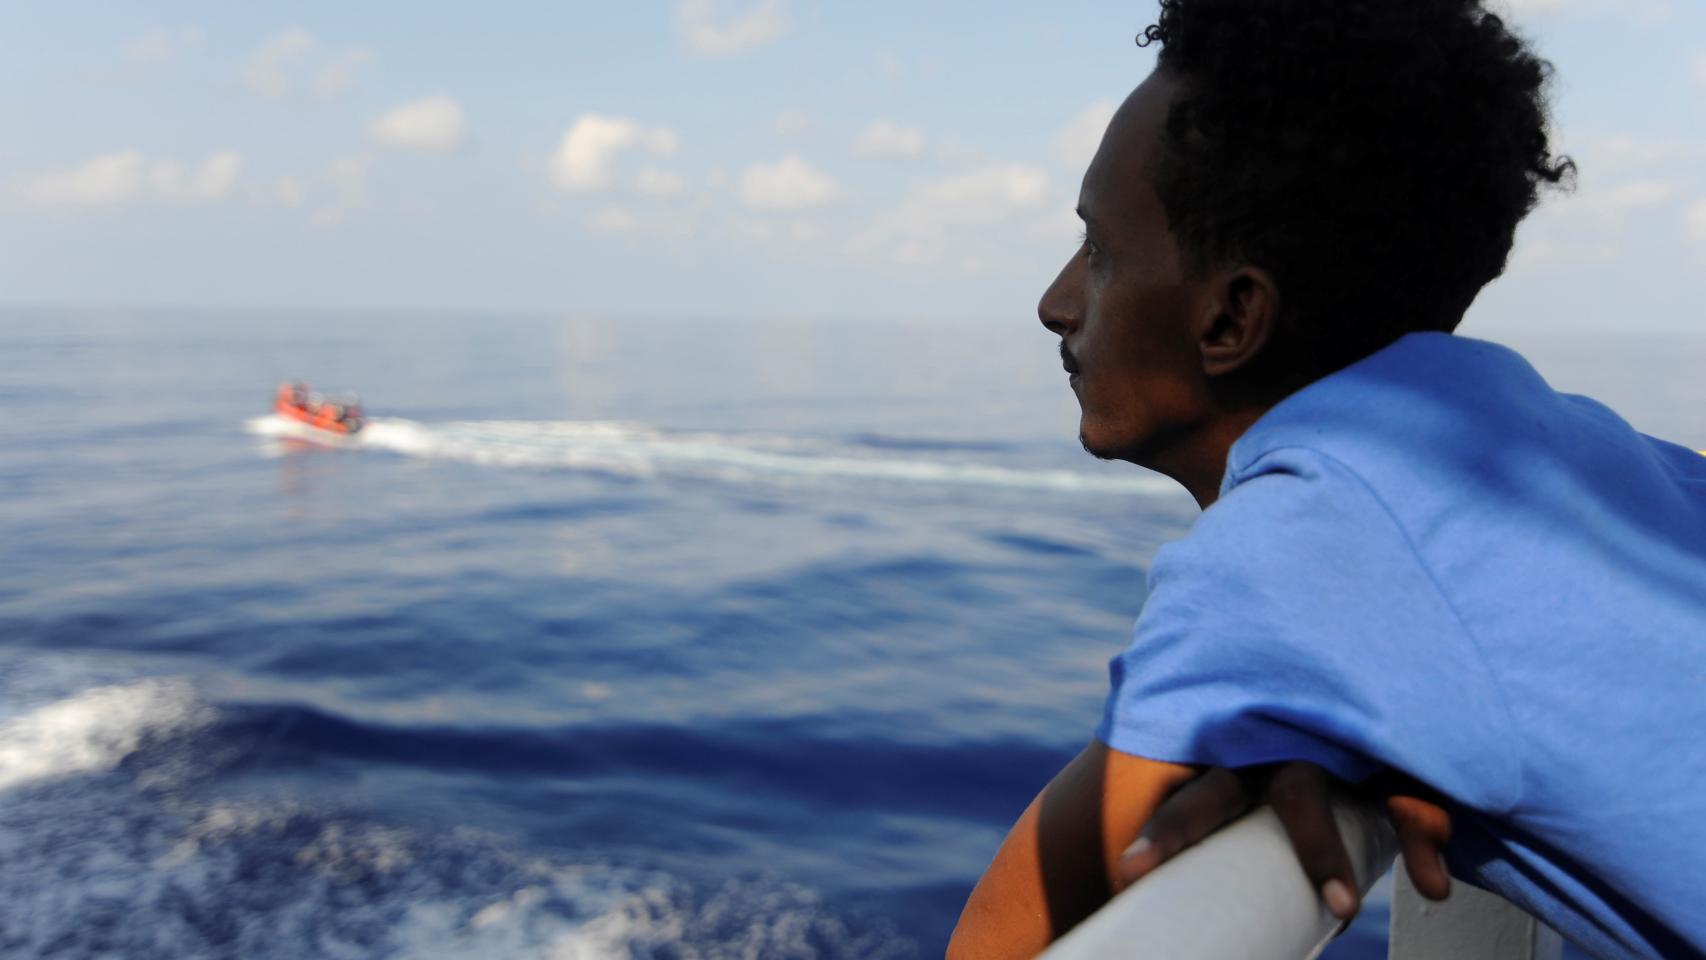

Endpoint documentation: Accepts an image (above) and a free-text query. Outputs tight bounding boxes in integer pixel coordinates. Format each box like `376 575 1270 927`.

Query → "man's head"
1041 0 1571 498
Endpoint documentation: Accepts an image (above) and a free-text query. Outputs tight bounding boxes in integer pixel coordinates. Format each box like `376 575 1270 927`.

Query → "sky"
2 0 1703 333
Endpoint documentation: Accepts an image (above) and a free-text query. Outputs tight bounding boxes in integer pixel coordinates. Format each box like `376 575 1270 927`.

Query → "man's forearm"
948 742 1198 959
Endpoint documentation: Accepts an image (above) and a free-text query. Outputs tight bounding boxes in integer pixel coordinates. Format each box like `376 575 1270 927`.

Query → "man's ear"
1197 265 1280 378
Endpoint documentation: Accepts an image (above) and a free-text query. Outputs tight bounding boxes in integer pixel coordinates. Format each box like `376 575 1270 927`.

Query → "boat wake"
245 415 1176 497
0 657 911 960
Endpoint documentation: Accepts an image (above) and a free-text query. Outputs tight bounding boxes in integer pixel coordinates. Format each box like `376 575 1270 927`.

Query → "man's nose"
1038 255 1082 336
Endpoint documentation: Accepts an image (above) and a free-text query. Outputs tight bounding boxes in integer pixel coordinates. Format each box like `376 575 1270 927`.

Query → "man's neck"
1146 404 1275 510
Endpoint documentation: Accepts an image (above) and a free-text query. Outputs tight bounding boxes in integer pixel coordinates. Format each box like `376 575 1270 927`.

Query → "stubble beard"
1077 422 1123 462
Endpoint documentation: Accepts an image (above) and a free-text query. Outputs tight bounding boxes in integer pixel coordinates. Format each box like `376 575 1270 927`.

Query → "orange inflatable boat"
275 381 365 436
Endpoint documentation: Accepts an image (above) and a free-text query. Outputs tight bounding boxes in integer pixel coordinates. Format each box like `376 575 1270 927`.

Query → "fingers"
1116 760 1442 929
1116 766 1252 891
1366 771 1454 902
1387 793 1453 901
1265 763 1361 921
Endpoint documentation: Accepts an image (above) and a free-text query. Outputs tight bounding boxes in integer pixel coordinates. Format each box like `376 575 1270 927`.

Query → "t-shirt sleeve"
1096 448 1521 810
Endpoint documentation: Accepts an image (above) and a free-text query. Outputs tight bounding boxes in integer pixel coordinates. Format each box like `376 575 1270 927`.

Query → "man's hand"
1115 762 1453 921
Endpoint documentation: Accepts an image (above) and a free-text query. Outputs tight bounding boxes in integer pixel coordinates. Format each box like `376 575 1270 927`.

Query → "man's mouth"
1060 343 1081 376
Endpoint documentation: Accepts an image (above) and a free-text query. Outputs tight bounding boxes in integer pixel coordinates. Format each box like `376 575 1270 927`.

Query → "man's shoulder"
1164 445 1419 598
1218 332 1695 530
1227 333 1546 490
1196 330 1706 656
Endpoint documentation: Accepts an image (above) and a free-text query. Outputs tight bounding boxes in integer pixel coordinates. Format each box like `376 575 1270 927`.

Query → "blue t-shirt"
1096 332 1706 959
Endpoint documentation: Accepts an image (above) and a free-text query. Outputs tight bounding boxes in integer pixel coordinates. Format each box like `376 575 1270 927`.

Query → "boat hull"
275 400 363 437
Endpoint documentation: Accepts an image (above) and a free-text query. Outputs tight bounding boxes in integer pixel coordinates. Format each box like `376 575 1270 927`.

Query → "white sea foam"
5 785 904 959
0 677 210 792
0 662 909 958
243 413 363 448
246 415 1176 496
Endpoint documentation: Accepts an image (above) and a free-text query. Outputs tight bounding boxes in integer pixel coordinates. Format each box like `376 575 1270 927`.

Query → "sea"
2 307 1698 959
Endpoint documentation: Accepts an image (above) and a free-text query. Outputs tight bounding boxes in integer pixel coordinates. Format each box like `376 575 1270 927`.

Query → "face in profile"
1038 70 1214 467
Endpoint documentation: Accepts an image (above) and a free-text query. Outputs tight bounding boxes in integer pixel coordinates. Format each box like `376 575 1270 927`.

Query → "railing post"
1389 859 1564 960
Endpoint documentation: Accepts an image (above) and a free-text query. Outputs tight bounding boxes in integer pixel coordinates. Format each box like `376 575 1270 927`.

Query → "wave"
245 415 1175 496
0 665 914 959
223 703 1071 825
0 677 212 792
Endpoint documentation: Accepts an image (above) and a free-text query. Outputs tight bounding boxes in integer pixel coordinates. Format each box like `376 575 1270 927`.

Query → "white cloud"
930 135 985 169
1582 179 1676 215
633 168 687 197
906 163 1048 227
1030 204 1088 246
851 162 1051 268
149 151 242 200
1512 177 1681 270
369 95 466 151
330 155 369 183
855 120 925 158
676 0 788 57
1493 0 1672 22
1563 131 1703 175
733 216 825 254
125 28 175 65
587 206 641 233
193 152 242 198
24 150 145 205
550 114 679 192
241 28 315 99
313 47 374 98
1054 101 1116 173
124 26 201 66
739 154 837 210
274 176 307 208
22 149 240 206
1693 53 1706 89
1495 0 1579 13
585 207 695 237
1687 200 1706 244
1511 234 1620 268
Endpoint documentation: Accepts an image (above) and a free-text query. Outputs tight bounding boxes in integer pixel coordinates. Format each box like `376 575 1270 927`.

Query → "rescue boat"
274 381 365 437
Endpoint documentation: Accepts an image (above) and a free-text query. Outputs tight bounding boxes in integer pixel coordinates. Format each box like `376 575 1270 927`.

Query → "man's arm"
950 746 1458 960
949 743 1457 960
947 740 1199 960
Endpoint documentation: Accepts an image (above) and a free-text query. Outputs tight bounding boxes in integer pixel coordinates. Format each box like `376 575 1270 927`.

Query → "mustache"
1059 342 1081 374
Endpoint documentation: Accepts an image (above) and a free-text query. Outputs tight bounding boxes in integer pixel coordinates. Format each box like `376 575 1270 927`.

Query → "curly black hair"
1137 0 1574 371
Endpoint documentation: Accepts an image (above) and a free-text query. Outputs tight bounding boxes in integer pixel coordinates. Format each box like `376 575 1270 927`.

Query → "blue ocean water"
2 308 1698 958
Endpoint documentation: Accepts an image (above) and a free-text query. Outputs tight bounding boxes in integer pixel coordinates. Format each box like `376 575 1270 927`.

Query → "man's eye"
1077 230 1099 260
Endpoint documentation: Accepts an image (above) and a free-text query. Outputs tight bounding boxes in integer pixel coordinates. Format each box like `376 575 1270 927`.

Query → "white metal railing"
1390 867 1563 960
1040 799 1565 959
1040 798 1396 959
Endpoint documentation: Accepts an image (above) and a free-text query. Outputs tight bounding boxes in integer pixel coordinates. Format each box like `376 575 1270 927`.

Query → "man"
948 2 1706 958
